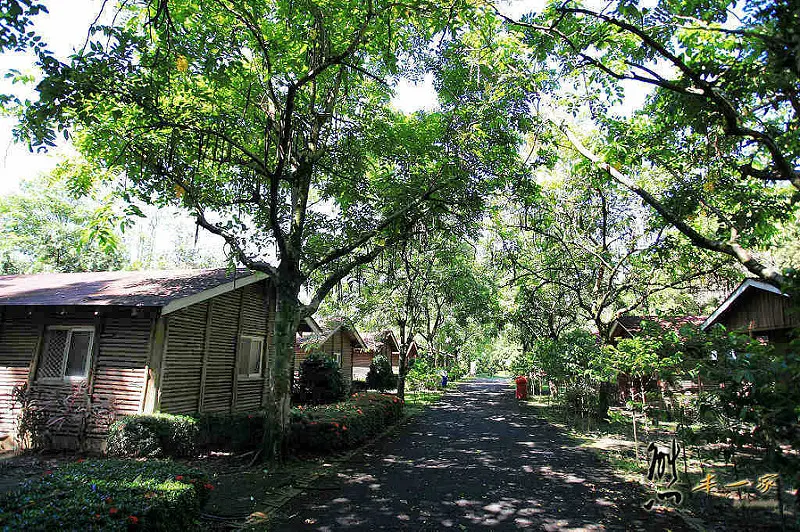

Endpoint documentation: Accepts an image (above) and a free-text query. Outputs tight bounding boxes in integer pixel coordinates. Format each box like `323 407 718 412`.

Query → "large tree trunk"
264 286 303 460
397 320 408 402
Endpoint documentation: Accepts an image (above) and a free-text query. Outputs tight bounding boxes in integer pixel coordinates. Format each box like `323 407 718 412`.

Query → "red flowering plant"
0 459 210 530
289 392 403 453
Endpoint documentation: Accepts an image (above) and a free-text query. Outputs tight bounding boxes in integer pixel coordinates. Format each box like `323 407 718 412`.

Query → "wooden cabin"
353 330 401 380
294 319 366 388
0 269 275 450
607 314 706 402
405 340 419 366
702 278 798 344
608 315 705 345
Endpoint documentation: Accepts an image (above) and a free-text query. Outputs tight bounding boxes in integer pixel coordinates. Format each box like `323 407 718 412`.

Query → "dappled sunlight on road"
275 378 690 531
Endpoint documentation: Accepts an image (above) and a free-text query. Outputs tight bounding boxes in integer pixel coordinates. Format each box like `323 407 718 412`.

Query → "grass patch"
524 395 797 530
404 390 443 417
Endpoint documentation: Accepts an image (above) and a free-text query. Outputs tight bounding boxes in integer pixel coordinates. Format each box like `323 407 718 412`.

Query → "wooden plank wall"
0 307 154 449
202 291 239 412
238 282 271 412
724 290 800 332
353 348 374 368
320 330 354 388
87 314 153 444
160 302 208 414
0 320 40 438
159 281 272 415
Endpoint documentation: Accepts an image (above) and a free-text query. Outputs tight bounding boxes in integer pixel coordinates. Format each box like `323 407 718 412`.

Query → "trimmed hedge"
289 392 403 453
195 412 266 453
107 412 269 457
106 414 198 458
0 459 211 531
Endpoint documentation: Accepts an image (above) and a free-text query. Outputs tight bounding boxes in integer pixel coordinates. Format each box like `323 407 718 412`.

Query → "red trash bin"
515 376 528 400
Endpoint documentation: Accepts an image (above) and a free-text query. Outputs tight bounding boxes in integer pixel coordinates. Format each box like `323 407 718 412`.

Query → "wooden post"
25 321 45 388
197 301 214 413
142 316 167 414
81 311 105 449
231 289 246 412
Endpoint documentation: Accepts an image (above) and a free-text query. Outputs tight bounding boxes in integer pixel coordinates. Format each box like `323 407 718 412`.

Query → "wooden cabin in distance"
294 319 367 388
608 315 706 345
0 269 275 450
702 278 798 345
406 340 419 365
353 330 401 380
606 314 706 402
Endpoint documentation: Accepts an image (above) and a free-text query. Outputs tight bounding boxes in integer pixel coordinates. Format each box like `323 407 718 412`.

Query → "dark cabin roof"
610 315 706 339
361 330 400 352
0 268 266 315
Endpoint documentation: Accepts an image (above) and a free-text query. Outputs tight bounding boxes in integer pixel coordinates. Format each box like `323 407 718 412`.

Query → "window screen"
65 331 93 378
238 336 264 377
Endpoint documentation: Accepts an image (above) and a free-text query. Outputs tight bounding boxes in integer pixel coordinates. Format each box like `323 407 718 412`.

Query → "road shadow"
273 378 691 531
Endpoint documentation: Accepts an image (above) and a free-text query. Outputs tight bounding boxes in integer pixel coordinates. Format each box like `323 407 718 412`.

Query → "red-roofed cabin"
0 269 275 451
608 315 706 345
607 314 706 402
353 330 401 380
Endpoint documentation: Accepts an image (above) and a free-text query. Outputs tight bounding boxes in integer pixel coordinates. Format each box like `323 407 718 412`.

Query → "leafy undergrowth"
525 396 797 531
0 459 211 530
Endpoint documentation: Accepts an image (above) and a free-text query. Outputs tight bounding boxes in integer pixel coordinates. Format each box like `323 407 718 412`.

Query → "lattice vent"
38 329 68 380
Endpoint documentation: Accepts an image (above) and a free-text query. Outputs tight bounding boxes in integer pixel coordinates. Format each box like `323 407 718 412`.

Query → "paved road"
274 378 690 531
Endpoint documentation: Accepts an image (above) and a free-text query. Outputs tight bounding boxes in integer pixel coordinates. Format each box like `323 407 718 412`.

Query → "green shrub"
365 354 397 391
289 392 403 453
106 414 198 458
295 352 346 405
0 459 212 531
447 365 466 381
195 412 266 453
405 359 441 391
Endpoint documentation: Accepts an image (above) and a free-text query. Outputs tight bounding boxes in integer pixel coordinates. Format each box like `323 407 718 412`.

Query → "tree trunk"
263 287 303 461
630 384 640 463
597 381 611 420
397 349 408 402
397 321 408 402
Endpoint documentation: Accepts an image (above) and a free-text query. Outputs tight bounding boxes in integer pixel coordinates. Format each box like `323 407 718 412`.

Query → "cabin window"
334 352 342 366
37 326 95 381
238 335 264 378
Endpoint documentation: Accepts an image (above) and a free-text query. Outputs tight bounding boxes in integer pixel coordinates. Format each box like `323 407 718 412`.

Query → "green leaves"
0 168 126 274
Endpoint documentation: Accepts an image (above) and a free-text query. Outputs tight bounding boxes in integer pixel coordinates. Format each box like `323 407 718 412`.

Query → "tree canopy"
4 0 799 459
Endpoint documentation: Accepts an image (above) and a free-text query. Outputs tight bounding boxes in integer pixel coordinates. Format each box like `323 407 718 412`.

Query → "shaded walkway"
273 378 690 530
